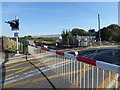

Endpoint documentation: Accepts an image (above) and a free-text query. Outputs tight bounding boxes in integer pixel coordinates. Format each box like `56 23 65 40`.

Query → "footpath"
0 53 75 89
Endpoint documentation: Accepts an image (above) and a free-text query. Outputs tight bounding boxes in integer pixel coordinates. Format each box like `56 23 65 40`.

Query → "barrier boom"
30 45 120 74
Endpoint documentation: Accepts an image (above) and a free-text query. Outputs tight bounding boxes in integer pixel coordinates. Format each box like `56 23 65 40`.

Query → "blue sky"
2 2 118 37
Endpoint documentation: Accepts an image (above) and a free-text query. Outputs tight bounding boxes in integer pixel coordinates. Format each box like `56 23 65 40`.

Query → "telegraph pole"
98 14 101 46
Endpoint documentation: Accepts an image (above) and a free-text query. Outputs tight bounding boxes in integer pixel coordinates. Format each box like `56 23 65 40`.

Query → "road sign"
14 32 18 37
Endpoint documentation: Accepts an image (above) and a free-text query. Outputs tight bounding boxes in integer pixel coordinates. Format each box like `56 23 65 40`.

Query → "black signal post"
5 16 20 55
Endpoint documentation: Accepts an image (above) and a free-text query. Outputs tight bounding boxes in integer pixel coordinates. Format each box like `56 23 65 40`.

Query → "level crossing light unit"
5 16 20 55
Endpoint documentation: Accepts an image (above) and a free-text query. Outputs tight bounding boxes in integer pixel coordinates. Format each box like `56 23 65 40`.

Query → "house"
73 35 96 47
27 40 35 45
88 29 96 36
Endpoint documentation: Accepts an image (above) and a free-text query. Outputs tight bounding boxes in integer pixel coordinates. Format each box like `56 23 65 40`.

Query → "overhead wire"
69 2 112 28
69 2 98 15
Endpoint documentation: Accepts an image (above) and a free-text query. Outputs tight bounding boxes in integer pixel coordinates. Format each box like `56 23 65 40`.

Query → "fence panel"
28 45 120 89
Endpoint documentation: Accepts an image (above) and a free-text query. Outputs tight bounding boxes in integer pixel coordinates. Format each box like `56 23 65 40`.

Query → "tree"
23 35 33 40
61 29 73 45
61 28 90 45
71 28 89 36
61 30 67 44
67 32 73 45
100 27 112 41
97 24 120 42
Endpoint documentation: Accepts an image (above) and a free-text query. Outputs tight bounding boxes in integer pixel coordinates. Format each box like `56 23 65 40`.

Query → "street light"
5 15 20 55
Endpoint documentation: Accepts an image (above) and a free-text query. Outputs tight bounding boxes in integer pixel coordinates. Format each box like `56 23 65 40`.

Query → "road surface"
0 46 119 89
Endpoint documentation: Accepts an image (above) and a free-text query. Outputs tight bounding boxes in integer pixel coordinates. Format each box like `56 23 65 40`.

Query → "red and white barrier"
30 45 120 74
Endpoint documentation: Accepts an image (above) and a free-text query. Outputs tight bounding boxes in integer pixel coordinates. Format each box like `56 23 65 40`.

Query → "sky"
1 2 118 37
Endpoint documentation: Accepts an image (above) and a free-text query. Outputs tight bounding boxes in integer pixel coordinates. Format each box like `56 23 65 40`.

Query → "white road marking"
0 59 73 86
1 47 118 87
106 74 118 88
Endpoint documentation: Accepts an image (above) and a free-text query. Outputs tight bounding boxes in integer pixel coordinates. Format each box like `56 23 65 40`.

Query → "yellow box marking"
69 64 93 89
98 73 116 88
1 58 67 79
2 68 22 72
3 69 80 88
5 53 55 66
4 54 55 70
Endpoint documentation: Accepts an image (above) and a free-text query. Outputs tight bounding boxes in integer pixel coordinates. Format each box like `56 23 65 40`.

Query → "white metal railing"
28 45 120 88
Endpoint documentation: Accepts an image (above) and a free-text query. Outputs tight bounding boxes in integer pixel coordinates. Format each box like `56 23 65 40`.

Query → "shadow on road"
25 53 57 90
2 51 9 89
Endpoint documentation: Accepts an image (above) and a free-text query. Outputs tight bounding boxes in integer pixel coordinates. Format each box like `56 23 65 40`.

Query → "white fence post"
30 45 120 89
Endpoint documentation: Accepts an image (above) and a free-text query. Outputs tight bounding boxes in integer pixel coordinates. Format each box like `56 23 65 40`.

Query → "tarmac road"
0 46 119 89
69 47 120 65
0 52 75 89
